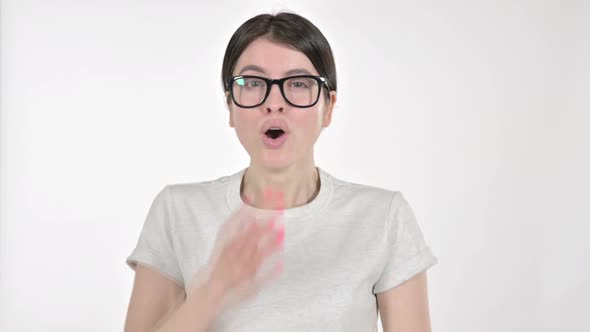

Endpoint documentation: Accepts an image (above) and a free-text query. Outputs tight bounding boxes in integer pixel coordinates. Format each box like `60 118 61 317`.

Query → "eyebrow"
238 65 314 76
238 65 266 75
285 68 313 76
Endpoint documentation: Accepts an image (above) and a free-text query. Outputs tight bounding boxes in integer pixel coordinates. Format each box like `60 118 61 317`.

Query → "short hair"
221 12 337 96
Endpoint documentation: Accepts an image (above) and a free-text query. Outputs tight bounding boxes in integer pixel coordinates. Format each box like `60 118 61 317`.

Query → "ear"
322 90 337 128
226 91 235 128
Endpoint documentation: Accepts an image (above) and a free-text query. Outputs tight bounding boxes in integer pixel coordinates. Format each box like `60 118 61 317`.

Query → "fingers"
234 219 284 270
258 187 285 230
222 199 256 238
215 187 286 295
244 186 285 211
210 198 286 307
234 187 285 235
257 222 285 255
218 186 284 260
257 260 284 284
236 233 285 299
264 187 285 210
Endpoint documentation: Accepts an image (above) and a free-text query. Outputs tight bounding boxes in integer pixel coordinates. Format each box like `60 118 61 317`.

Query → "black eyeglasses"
226 75 329 108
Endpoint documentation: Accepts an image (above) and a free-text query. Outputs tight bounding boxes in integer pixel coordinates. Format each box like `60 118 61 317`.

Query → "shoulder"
167 173 231 192
325 169 400 208
158 170 239 207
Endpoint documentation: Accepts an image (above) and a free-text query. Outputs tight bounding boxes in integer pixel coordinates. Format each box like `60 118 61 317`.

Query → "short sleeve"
126 185 184 288
373 191 438 294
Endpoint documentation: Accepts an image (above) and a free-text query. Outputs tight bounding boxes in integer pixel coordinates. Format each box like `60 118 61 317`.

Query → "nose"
263 83 284 113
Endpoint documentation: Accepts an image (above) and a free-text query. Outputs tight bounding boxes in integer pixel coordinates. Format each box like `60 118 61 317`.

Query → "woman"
124 12 438 332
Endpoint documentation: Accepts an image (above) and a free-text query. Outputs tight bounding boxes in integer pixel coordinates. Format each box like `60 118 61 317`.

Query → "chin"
261 159 291 170
257 153 292 169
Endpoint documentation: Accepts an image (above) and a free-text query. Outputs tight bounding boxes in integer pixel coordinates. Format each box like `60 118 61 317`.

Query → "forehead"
233 38 319 77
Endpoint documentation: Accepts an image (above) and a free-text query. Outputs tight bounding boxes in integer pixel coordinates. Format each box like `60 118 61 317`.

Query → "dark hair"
221 12 337 97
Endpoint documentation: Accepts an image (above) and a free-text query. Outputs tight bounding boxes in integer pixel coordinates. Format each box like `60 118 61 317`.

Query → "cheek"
292 109 325 137
232 110 262 146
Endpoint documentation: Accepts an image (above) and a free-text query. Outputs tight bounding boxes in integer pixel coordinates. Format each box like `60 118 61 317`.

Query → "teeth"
270 127 282 130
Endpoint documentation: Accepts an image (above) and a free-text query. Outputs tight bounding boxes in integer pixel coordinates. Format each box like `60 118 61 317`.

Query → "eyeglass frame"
225 74 330 109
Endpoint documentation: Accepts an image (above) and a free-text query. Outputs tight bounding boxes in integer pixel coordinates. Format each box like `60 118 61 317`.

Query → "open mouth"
265 129 285 139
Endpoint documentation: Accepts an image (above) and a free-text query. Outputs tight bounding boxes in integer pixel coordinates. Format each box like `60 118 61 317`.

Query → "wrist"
185 275 226 316
204 277 227 303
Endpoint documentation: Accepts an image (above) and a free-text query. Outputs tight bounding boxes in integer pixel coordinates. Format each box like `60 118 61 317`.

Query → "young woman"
124 12 438 332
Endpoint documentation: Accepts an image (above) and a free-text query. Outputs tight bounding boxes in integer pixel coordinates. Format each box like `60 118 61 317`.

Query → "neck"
240 161 320 210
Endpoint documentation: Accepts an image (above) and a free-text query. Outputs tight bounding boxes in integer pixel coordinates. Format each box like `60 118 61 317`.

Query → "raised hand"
187 188 286 310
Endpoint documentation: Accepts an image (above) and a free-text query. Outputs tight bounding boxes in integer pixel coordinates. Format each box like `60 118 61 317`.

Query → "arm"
377 271 433 332
124 263 225 332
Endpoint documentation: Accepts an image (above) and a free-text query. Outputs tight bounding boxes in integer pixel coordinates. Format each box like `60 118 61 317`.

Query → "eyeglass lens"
232 77 320 107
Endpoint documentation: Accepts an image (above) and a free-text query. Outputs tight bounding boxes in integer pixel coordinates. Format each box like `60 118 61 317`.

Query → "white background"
1 0 589 331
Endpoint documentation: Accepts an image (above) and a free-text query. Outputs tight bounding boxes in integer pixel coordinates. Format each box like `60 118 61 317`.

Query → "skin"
377 271 434 332
125 195 286 332
227 37 434 331
226 38 431 332
226 37 337 210
125 36 432 332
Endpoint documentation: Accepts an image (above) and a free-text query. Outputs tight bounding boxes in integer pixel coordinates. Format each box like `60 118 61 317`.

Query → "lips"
260 119 289 149
262 130 288 149
261 118 290 134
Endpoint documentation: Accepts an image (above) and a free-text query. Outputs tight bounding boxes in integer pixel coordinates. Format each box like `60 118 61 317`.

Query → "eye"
286 77 316 90
247 80 262 88
236 77 266 88
290 80 309 88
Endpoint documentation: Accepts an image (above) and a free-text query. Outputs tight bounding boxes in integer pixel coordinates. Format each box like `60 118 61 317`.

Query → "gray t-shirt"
126 167 438 331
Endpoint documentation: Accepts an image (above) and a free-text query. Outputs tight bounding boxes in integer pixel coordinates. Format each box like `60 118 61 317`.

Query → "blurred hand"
187 188 285 310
